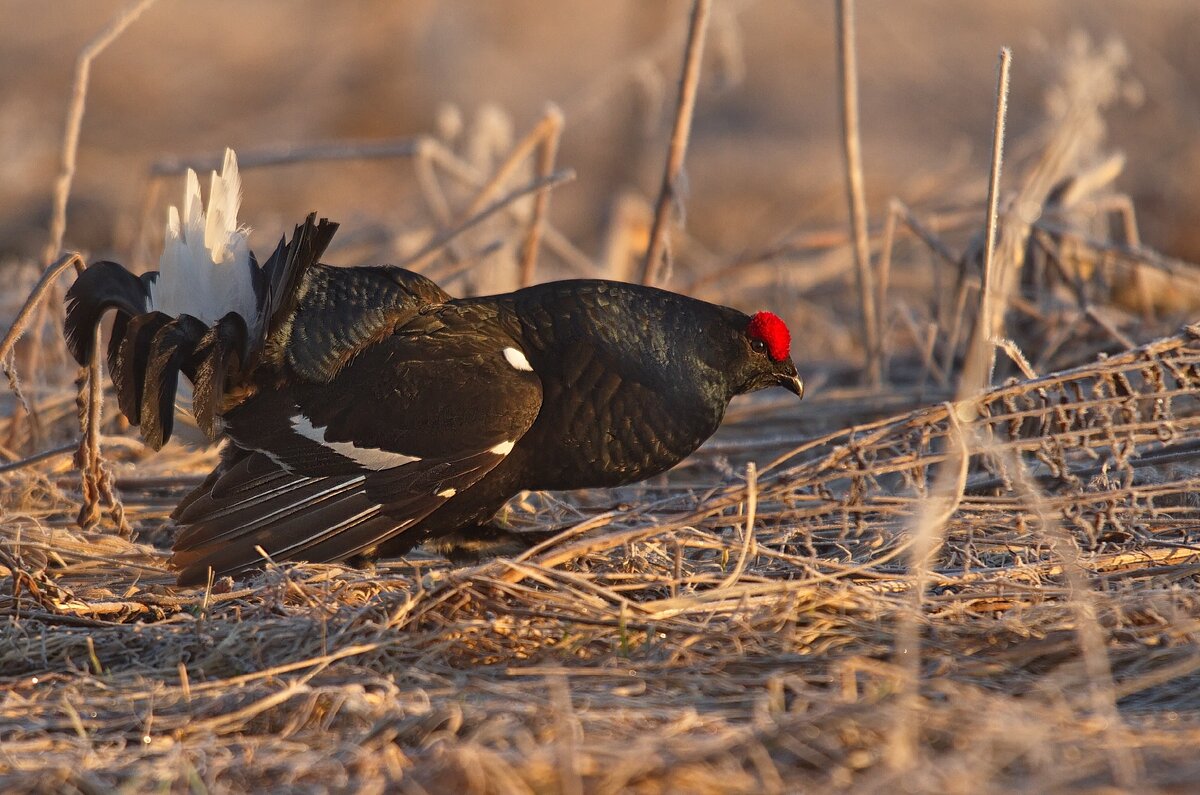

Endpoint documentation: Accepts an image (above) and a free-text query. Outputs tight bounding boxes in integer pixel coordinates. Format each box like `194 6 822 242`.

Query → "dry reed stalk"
962 48 1013 393
519 104 564 287
836 0 882 388
40 0 159 268
889 48 1012 772
640 0 712 287
28 0 159 380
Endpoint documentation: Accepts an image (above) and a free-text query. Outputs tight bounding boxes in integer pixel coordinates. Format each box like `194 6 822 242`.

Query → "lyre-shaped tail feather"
138 314 209 451
190 312 250 440
64 261 153 365
112 311 174 426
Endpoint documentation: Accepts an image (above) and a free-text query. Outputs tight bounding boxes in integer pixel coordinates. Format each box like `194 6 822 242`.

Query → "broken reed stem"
640 0 712 286
149 138 424 176
0 254 85 367
979 47 1008 348
519 104 564 287
0 252 131 533
402 169 575 274
73 340 103 528
877 200 899 377
836 0 881 388
964 46 1012 391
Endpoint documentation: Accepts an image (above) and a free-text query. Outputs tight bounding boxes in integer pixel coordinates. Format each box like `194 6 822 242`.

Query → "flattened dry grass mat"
3 327 1200 792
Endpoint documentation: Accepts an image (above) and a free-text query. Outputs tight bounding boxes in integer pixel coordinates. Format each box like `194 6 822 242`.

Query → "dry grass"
6 4 1200 793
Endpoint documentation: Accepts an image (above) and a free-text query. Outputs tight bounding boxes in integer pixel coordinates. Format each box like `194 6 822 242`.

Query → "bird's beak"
776 369 804 399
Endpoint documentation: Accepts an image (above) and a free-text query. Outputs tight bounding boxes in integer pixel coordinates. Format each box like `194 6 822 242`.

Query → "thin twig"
42 0 159 268
149 138 424 176
719 462 758 590
400 169 575 273
640 0 713 286
0 442 78 474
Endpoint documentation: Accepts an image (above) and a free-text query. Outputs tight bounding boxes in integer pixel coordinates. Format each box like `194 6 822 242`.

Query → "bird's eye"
751 338 767 354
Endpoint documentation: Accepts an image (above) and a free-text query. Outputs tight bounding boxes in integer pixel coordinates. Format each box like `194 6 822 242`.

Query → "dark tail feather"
138 315 208 451
64 261 153 364
255 213 339 365
64 217 339 449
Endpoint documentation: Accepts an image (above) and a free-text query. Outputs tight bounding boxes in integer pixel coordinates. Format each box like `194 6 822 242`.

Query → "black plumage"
65 216 803 585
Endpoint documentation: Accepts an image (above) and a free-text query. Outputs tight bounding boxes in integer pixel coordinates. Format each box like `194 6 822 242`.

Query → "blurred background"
2 0 1199 389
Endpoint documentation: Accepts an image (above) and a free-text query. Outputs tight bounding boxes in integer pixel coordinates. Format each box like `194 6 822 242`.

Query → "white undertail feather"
148 148 259 333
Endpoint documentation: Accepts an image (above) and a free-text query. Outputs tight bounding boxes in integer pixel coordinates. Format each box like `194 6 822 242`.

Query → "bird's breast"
519 350 725 490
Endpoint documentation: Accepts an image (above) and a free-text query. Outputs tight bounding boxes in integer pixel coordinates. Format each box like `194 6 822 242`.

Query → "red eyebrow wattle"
747 311 791 361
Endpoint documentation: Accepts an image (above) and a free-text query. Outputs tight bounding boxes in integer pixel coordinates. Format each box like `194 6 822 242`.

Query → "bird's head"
729 310 804 399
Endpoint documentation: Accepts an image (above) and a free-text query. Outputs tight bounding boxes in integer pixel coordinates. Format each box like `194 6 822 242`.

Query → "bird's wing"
170 306 543 584
278 264 451 383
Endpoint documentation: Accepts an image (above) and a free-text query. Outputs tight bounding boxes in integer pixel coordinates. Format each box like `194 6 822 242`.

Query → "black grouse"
64 150 804 585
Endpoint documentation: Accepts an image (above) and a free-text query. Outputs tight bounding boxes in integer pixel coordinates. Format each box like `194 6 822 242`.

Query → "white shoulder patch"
503 346 534 372
489 440 516 456
290 414 421 470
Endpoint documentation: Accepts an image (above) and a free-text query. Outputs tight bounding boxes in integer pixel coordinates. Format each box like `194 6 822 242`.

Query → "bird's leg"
343 550 382 570
425 524 561 563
